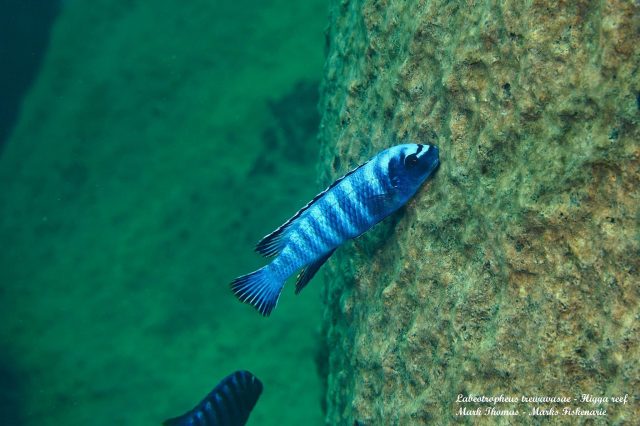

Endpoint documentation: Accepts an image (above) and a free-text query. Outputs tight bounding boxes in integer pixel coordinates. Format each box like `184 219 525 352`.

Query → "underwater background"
0 0 327 424
2 0 639 425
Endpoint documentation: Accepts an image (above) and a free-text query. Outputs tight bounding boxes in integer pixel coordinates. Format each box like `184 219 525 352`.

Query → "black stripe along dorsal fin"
255 159 371 258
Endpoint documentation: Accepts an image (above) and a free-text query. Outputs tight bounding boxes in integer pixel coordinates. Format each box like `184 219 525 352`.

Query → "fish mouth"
423 145 440 177
427 159 440 177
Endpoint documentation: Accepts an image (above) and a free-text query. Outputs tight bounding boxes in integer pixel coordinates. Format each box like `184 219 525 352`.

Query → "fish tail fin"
231 265 284 316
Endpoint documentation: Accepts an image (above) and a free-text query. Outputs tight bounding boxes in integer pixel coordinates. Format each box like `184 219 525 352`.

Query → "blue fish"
163 370 263 426
231 143 440 316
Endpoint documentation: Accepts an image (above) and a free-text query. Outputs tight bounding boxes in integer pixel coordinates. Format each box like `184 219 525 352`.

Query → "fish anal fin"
295 249 335 294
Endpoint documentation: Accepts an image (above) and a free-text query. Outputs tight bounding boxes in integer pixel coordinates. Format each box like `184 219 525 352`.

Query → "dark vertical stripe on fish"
297 221 318 253
334 184 357 236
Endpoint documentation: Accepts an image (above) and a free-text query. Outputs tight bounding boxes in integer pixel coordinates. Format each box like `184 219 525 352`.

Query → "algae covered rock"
318 0 639 424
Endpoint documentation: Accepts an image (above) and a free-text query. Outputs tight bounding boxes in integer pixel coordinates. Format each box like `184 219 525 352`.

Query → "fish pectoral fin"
295 249 336 294
366 192 397 215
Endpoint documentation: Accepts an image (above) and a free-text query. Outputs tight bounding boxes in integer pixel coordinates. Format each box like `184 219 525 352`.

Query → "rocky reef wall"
318 1 639 424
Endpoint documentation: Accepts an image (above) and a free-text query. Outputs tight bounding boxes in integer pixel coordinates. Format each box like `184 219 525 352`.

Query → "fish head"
387 143 440 194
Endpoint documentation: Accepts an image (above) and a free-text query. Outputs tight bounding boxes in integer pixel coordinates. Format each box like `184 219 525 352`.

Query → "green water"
0 0 328 424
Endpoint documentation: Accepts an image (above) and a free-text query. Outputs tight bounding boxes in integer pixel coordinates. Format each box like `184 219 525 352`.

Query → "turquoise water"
0 1 328 424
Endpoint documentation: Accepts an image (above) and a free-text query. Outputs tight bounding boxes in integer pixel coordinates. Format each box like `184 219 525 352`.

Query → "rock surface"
318 1 639 424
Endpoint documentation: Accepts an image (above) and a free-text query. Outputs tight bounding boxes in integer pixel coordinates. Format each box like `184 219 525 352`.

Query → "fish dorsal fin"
255 159 370 257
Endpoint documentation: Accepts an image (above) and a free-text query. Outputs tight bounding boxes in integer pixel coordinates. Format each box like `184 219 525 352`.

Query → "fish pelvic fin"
295 249 335 295
231 266 284 316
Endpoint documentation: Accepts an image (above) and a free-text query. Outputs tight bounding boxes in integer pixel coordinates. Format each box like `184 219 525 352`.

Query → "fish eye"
404 154 419 167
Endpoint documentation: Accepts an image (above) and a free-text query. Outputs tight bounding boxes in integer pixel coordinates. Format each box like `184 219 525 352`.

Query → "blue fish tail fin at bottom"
231 266 284 316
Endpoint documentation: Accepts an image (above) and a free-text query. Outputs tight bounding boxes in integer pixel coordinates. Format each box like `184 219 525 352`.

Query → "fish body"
163 370 263 426
232 143 440 316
